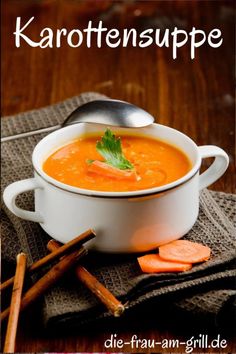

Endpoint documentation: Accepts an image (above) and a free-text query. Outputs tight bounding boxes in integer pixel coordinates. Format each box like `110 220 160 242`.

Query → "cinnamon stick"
3 253 27 353
0 229 95 291
47 239 125 317
1 247 87 322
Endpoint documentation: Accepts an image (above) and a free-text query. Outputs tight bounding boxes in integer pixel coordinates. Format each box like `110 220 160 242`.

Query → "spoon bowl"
1 99 155 142
64 99 155 128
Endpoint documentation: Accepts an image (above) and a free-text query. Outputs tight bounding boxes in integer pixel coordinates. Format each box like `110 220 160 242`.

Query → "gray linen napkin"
1 93 236 331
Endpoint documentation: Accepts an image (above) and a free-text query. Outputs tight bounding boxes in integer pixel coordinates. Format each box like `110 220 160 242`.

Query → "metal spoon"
1 99 155 143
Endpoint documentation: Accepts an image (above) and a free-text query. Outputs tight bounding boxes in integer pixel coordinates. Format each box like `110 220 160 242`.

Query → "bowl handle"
198 146 229 190
3 178 44 223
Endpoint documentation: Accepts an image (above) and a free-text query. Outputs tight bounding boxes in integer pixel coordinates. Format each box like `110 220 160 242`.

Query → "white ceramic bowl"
3 123 229 253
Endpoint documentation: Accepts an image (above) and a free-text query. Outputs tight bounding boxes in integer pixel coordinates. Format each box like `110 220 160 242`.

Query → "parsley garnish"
91 128 134 170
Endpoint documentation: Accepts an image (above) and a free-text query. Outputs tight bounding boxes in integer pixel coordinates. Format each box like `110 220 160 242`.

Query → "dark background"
1 0 235 352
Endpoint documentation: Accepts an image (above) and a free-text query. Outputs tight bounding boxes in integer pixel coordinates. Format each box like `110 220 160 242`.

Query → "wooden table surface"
1 0 235 352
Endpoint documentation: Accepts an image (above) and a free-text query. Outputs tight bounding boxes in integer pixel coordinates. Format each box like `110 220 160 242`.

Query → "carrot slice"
159 240 211 264
137 254 192 273
88 160 138 181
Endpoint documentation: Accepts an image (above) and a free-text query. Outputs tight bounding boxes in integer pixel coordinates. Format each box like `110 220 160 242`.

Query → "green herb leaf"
95 128 134 170
86 159 94 164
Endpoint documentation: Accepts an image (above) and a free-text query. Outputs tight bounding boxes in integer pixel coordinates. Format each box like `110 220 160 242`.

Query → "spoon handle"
1 125 61 143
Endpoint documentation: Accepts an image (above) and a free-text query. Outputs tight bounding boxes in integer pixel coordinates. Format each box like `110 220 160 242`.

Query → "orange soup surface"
43 134 191 192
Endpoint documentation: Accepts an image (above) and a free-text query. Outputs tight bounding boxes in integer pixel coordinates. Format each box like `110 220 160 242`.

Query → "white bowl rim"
32 124 201 198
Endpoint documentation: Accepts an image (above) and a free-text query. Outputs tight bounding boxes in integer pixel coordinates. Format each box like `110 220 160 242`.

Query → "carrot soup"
43 129 191 192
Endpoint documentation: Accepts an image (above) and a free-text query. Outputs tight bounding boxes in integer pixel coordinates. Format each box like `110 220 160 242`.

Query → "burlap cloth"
1 93 236 332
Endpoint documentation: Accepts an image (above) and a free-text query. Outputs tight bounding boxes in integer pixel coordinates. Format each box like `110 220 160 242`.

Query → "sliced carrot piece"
159 240 211 264
88 160 138 181
137 254 192 273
